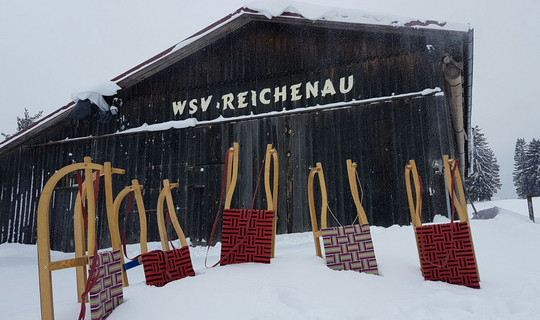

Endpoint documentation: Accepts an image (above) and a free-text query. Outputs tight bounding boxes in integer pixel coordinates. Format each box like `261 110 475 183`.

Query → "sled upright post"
308 162 328 258
264 144 279 258
346 159 369 225
224 142 239 210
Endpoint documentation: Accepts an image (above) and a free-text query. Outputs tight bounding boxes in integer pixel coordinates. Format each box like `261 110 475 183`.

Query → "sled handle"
443 155 469 222
264 144 279 258
346 159 369 225
308 162 328 258
224 142 239 210
405 160 422 228
157 179 188 251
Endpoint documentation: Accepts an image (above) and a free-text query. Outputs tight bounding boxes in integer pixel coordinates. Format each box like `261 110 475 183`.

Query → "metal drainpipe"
443 55 466 176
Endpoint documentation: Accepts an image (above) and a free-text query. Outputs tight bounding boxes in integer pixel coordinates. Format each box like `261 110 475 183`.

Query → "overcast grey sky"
1 0 538 199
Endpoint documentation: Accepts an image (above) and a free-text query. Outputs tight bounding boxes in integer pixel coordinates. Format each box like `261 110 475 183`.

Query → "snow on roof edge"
245 1 471 32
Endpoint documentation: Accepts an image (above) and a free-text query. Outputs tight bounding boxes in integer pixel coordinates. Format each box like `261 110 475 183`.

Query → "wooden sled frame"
405 155 479 281
224 142 279 257
109 179 189 287
308 160 369 258
110 179 148 287
37 157 125 320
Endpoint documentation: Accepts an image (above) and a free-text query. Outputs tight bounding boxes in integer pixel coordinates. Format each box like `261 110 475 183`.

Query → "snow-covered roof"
246 1 469 30
0 1 470 152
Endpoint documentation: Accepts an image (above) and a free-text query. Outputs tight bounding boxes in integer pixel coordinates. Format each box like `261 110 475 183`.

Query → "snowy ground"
1 198 540 319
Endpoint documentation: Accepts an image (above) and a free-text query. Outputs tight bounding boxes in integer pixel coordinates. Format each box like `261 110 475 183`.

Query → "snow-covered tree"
522 139 540 196
1 108 43 139
16 108 43 131
465 126 501 202
512 138 528 198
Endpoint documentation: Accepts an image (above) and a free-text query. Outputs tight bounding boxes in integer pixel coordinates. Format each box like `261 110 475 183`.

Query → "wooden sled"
37 157 125 320
136 179 195 287
220 142 278 264
110 179 195 287
308 160 379 274
405 155 480 288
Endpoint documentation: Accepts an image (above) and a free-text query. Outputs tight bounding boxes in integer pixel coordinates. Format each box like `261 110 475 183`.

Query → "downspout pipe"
443 54 466 176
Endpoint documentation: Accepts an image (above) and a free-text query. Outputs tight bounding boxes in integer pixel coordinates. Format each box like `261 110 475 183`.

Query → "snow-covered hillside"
1 198 540 319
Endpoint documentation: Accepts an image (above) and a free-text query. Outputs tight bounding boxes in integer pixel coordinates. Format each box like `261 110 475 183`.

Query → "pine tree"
465 126 502 201
522 139 540 196
16 108 43 131
513 138 528 198
1 108 43 139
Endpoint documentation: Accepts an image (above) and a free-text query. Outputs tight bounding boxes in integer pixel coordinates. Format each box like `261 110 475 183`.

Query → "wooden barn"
0 5 473 251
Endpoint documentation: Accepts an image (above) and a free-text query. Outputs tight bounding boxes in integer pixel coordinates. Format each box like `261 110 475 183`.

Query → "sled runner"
405 156 480 288
308 160 379 275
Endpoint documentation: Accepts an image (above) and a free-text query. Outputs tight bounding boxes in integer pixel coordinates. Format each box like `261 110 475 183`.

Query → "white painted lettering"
274 85 287 103
222 93 235 110
188 99 198 114
290 83 302 101
201 95 213 112
260 88 271 104
172 100 187 116
339 75 354 94
306 81 319 99
172 74 356 115
321 79 336 97
237 91 248 109
251 90 257 107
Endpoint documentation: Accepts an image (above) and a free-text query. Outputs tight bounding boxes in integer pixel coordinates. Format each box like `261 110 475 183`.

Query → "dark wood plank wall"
0 18 466 251
0 94 455 251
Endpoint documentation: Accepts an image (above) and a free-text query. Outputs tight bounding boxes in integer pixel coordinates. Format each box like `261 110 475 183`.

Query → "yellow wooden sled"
405 155 480 288
37 157 124 320
223 143 279 258
219 142 278 263
308 160 379 274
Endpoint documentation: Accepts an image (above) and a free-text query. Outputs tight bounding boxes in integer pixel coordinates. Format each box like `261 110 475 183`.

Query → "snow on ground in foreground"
2 198 540 319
